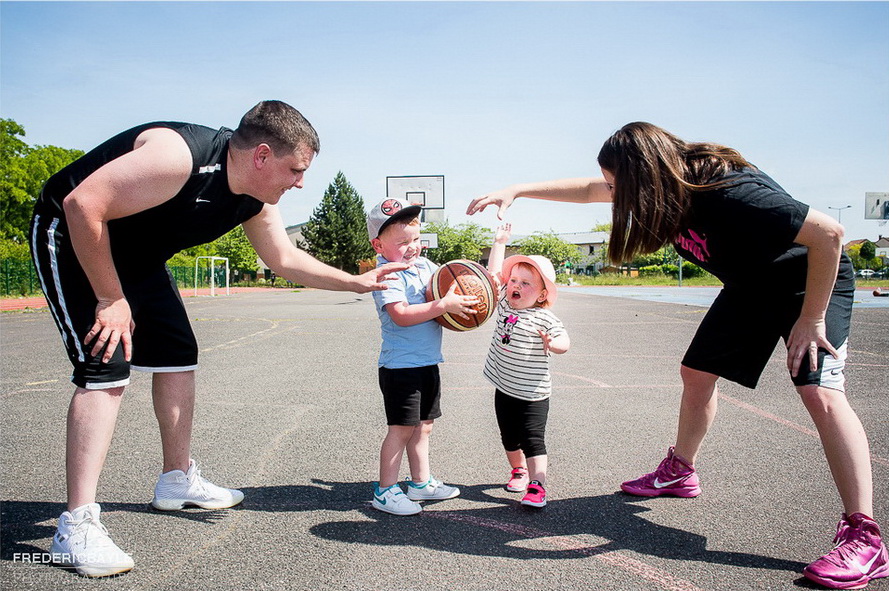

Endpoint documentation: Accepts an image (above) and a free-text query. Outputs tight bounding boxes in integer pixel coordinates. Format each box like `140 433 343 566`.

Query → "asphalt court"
1 288 887 591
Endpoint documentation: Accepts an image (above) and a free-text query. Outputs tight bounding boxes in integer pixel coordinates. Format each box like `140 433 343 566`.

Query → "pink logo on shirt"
676 230 710 263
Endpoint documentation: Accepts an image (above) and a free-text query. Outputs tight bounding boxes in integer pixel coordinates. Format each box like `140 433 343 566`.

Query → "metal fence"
1 261 230 297
1 259 40 297
168 265 227 290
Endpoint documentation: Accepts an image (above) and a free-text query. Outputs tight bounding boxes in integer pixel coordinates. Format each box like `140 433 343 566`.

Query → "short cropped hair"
230 100 320 156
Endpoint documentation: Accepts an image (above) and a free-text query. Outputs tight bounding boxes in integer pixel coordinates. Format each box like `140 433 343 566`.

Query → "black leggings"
494 389 548 458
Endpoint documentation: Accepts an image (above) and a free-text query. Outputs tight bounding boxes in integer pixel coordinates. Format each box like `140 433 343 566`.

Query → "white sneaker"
406 476 460 501
371 484 422 516
151 459 244 510
50 503 134 577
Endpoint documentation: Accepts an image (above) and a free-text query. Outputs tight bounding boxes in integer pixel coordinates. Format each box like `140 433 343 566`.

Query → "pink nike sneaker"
521 481 547 508
506 467 529 492
620 447 701 498
804 513 888 589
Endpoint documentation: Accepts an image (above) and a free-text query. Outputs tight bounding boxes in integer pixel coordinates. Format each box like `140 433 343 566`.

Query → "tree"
300 172 374 273
1 119 83 243
168 243 218 268
514 231 581 270
423 221 491 264
846 243 864 270
215 226 259 272
632 244 679 267
591 221 612 233
860 241 876 269
0 120 30 242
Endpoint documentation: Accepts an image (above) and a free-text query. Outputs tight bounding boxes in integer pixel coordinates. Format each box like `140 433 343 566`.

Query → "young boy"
367 198 477 515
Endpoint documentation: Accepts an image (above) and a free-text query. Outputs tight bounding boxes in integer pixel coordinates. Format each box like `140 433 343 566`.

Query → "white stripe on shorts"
32 216 86 362
83 377 131 390
817 339 847 393
131 364 199 373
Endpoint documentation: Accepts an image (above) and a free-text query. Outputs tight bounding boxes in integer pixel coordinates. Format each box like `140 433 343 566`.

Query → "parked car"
857 269 876 278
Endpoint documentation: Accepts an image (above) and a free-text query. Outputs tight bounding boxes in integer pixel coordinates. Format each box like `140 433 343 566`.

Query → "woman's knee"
680 365 719 399
797 384 850 417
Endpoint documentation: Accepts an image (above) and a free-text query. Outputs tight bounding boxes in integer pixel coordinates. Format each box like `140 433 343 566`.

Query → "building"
845 236 889 261
480 231 609 274
875 236 889 263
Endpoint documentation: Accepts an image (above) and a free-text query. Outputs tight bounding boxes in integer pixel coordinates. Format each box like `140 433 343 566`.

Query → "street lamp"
828 205 852 223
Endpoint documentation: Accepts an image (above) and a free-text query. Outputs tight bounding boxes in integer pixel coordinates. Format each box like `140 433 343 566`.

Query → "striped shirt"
483 297 566 401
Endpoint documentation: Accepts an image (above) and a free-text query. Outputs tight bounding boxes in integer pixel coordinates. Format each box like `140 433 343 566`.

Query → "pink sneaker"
506 467 529 492
804 513 888 589
620 447 701 498
520 481 546 508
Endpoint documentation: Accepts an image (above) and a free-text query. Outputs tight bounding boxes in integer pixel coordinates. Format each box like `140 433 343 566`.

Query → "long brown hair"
597 122 753 264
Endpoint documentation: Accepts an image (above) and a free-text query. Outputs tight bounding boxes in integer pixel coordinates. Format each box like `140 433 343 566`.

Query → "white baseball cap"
367 198 422 240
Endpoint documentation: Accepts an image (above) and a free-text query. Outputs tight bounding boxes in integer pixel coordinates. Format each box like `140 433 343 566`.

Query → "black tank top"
35 122 265 271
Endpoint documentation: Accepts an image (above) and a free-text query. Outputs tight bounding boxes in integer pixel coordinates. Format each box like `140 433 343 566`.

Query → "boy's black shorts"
378 365 442 426
682 284 852 391
31 215 198 389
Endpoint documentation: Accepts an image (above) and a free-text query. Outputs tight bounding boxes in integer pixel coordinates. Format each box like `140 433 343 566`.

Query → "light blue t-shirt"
372 255 443 368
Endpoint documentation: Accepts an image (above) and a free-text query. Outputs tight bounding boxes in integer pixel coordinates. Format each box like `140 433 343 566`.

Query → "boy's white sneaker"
406 476 460 501
372 484 422 515
50 503 134 577
151 459 244 510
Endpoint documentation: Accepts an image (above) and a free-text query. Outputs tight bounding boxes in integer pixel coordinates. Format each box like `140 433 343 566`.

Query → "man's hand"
352 262 411 293
86 298 134 362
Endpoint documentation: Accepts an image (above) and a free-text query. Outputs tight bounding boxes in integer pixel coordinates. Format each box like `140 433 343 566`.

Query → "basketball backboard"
386 175 445 223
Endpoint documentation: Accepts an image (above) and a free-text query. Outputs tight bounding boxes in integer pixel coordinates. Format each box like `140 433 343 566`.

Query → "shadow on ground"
2 481 813 585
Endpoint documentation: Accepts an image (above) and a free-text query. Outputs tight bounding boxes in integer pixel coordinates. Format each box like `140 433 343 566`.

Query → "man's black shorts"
31 214 198 389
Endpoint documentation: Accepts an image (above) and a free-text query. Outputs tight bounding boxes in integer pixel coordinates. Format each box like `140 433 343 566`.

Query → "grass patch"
567 273 723 287
566 276 889 288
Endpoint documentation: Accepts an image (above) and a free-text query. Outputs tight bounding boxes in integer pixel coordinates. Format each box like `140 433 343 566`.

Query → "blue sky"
2 1 887 242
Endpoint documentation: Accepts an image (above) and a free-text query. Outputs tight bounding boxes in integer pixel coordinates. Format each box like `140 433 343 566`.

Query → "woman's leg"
674 365 720 465
798 384 873 516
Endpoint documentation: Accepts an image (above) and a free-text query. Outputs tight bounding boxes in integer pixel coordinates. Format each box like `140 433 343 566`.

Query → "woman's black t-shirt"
673 168 854 293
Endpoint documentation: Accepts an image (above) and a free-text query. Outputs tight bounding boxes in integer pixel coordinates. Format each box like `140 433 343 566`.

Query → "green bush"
661 262 705 278
0 238 31 262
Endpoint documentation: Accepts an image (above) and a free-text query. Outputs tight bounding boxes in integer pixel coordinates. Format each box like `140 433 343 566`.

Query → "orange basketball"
426 260 497 331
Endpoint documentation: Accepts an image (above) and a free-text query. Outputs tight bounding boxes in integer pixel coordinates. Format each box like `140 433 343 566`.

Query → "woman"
466 122 886 590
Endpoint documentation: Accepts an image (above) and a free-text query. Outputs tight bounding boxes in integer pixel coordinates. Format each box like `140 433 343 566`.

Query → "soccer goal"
194 256 230 296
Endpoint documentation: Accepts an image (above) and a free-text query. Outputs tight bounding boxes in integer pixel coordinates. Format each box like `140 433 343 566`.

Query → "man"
29 100 405 577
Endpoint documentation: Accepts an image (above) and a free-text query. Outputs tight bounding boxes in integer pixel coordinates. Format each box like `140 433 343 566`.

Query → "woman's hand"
786 315 838 377
466 187 518 219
